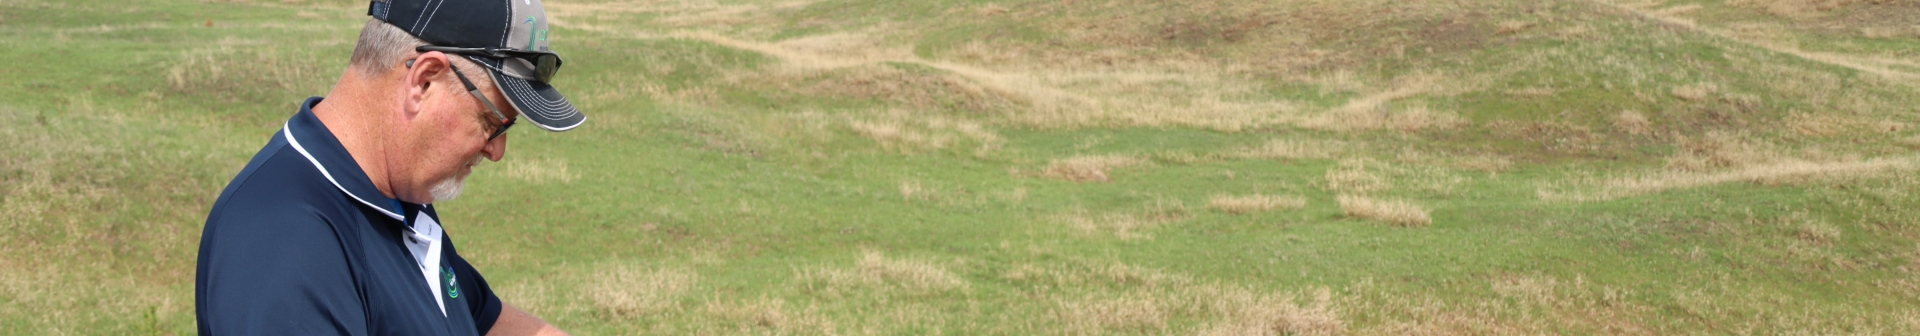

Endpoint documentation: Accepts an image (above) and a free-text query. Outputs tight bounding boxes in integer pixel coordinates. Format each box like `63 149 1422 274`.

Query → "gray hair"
347 19 488 88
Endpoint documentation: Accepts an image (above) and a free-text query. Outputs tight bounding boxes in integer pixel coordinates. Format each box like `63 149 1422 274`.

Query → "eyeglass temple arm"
448 66 510 123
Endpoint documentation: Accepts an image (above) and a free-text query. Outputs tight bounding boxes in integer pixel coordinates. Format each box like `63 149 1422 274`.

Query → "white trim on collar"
283 121 405 221
286 121 449 316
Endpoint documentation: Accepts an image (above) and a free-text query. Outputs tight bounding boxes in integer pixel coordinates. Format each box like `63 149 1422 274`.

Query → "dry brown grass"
1613 110 1652 135
1045 80 1299 131
557 0 1504 133
1043 155 1145 182
1052 201 1189 240
1670 82 1718 102
546 0 815 35
1652 4 1706 16
1541 156 1920 201
1038 265 1803 334
1859 25 1920 39
1347 274 1654 334
1324 159 1391 194
698 297 837 333
1208 194 1308 214
1336 195 1432 227
1453 154 1515 173
1664 131 1783 172
165 47 335 100
1296 75 1469 132
1599 0 1920 83
1233 139 1341 160
1505 85 1557 98
853 251 966 291
1731 0 1879 17
1496 20 1535 35
1054 211 1160 240
694 32 1303 131
1319 103 1465 132
845 110 1003 152
499 157 575 184
1191 288 1344 336
977 3 1010 16
1005 259 1346 335
800 250 968 294
1057 294 1169 334
585 266 698 318
1785 111 1901 137
898 180 934 202
1794 220 1841 246
637 83 721 106
849 119 924 148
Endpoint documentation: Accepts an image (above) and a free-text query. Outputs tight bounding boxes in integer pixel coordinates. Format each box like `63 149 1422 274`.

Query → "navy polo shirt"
196 97 502 335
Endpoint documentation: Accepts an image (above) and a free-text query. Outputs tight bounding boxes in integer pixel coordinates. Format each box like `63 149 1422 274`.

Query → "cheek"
399 112 470 169
427 114 488 164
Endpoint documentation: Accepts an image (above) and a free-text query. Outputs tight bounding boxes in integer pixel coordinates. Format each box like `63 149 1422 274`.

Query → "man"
195 0 582 334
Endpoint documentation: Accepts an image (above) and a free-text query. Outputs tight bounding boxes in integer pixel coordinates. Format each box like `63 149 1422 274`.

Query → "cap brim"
466 55 585 132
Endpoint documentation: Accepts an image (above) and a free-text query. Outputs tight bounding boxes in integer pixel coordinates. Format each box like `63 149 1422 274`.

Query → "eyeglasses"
416 45 563 83
448 65 515 143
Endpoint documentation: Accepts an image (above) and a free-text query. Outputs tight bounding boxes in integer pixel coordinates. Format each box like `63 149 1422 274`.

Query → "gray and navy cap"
369 0 584 131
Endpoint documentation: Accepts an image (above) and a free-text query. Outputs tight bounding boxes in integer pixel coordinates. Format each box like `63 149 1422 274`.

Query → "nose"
481 134 507 162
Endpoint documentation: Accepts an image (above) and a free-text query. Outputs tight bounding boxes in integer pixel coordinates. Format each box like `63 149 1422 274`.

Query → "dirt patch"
1732 0 1908 19
1818 0 1920 37
1413 12 1494 55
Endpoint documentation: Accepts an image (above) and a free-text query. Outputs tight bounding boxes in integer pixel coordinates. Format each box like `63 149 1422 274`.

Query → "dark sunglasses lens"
534 54 560 82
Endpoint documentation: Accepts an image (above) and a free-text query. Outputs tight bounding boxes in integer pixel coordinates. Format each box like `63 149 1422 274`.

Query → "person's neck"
311 71 399 200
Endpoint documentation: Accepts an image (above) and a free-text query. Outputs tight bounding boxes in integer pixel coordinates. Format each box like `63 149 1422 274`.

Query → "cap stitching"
408 0 433 32
505 78 571 118
500 73 576 120
419 0 446 36
504 81 581 129
499 0 512 48
465 55 578 120
501 73 569 109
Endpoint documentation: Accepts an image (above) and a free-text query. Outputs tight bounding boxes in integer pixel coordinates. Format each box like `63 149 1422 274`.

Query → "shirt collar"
281 97 407 221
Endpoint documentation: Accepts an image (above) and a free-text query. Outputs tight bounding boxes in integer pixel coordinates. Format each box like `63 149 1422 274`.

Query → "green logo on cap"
525 16 540 50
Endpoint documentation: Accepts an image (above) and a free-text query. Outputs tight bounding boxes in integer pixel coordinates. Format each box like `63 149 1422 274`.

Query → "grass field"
4 0 1920 334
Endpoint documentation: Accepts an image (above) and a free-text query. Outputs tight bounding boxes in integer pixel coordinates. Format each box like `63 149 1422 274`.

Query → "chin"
429 176 465 202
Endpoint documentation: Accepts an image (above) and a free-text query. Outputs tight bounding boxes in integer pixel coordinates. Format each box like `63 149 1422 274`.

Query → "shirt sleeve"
196 205 367 336
442 238 503 334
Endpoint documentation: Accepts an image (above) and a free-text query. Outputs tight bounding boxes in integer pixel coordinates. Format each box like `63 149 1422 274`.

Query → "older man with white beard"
195 0 582 335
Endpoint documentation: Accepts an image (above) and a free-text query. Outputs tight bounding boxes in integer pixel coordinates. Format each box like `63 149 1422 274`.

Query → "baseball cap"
368 0 585 131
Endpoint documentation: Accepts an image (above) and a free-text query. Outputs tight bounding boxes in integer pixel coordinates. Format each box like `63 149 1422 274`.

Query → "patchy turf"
5 0 1920 334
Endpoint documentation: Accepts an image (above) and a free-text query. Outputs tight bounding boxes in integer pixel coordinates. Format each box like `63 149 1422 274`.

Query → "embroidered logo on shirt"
444 266 460 299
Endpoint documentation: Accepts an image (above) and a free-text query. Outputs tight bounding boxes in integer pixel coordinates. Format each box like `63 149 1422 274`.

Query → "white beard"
428 176 464 202
429 155 486 202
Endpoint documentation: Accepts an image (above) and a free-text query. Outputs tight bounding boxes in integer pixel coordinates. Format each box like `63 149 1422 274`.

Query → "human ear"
401 52 452 122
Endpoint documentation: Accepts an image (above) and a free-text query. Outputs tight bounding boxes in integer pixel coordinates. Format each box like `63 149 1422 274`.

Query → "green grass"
6 0 1920 334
